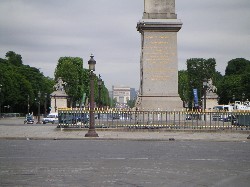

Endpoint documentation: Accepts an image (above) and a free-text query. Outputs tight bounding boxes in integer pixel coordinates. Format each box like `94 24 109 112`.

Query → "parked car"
59 113 89 124
75 114 89 124
222 114 237 123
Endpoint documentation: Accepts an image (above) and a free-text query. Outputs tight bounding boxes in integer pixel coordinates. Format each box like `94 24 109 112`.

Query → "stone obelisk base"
136 19 183 111
136 96 183 111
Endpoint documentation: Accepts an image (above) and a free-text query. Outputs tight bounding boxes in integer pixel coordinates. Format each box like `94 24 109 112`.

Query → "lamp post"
37 91 41 124
44 93 47 117
54 94 57 113
242 93 245 103
85 54 98 137
97 74 102 119
98 74 102 107
232 94 235 104
27 95 30 114
203 79 208 121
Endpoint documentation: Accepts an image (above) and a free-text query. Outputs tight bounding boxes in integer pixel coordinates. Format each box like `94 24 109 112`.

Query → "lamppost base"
85 129 99 137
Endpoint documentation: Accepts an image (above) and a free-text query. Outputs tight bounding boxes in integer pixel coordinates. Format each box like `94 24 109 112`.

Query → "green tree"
217 75 242 104
92 74 111 108
127 99 136 108
178 70 189 105
103 86 111 107
186 58 217 108
0 51 54 114
225 58 250 76
217 58 250 104
5 51 23 66
54 57 112 108
241 71 250 101
54 57 84 106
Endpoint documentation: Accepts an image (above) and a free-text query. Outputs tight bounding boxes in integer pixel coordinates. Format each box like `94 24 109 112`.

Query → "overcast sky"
0 0 250 90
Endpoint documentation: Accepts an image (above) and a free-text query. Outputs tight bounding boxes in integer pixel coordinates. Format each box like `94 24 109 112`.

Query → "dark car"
73 114 89 124
222 114 237 123
24 115 34 124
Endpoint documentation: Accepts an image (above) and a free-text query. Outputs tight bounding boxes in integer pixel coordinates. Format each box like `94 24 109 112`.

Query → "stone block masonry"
136 0 183 111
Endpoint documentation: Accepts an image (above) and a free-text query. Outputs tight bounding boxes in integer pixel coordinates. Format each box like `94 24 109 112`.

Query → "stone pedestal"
50 90 68 113
203 79 219 110
205 92 219 110
136 0 182 111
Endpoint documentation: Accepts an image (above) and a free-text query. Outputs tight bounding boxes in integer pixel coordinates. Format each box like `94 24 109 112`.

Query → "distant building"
113 86 131 104
111 86 138 108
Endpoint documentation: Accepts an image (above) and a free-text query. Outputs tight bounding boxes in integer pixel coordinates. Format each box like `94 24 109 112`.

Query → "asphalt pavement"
0 140 250 187
1 118 250 187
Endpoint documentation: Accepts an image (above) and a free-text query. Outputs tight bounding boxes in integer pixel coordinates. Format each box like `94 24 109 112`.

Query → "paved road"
0 140 249 187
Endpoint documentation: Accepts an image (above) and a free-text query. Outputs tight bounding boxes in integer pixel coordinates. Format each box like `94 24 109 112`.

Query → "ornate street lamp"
44 93 47 117
85 54 98 137
54 94 57 113
37 91 41 124
97 74 102 119
98 74 102 108
203 79 208 120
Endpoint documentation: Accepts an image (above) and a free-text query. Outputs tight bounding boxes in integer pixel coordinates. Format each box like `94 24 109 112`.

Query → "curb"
57 127 250 134
0 136 249 142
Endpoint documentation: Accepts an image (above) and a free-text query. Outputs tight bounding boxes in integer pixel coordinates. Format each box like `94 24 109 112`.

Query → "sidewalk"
0 118 249 141
0 125 250 141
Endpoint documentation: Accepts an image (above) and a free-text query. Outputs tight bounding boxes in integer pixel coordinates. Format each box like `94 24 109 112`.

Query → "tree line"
0 51 54 115
0 51 110 115
178 58 250 108
54 56 110 108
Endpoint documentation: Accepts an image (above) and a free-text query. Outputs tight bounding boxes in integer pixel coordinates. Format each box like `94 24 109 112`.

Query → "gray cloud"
177 0 250 73
0 0 249 90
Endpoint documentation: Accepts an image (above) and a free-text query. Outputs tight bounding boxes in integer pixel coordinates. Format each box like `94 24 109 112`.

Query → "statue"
50 77 68 113
54 77 67 92
204 79 219 110
206 79 217 93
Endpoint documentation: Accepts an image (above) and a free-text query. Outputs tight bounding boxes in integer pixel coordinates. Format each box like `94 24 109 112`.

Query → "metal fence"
1 113 22 118
57 109 250 130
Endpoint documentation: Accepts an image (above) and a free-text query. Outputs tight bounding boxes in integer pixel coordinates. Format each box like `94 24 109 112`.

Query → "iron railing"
57 109 250 130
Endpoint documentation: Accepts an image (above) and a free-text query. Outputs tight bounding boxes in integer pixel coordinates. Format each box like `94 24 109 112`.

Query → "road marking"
101 157 148 160
102 157 126 160
189 159 224 161
130 158 149 160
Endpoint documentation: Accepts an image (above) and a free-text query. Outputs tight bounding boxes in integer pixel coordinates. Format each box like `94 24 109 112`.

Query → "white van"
42 113 58 124
213 105 233 112
212 105 234 121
